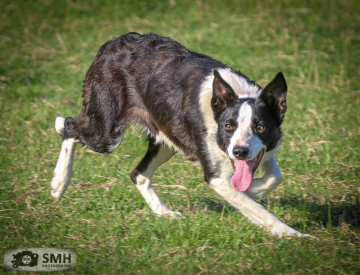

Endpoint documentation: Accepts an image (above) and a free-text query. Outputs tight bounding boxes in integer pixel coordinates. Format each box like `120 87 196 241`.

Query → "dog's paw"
270 223 318 240
167 211 183 219
158 211 183 219
295 233 319 240
174 211 183 218
55 117 65 139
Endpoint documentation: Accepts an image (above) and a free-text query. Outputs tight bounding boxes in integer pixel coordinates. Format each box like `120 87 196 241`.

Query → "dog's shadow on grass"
273 196 360 229
201 196 360 229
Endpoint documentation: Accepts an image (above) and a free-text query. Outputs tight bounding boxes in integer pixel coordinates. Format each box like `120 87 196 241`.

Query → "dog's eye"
225 123 234 131
256 124 265 132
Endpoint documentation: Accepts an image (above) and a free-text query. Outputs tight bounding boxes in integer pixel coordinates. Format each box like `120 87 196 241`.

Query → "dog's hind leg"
131 138 181 217
50 117 79 201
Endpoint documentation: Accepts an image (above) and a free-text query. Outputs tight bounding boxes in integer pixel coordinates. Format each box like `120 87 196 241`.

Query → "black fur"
215 100 242 152
211 70 237 120
256 72 287 125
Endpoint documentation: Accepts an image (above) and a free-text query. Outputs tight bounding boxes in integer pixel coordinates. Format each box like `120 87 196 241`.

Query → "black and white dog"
51 33 309 237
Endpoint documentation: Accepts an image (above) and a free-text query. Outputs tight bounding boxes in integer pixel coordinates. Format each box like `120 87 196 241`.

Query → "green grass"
0 0 359 274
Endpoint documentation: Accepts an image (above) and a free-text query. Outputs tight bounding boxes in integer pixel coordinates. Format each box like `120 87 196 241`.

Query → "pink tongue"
230 160 255 192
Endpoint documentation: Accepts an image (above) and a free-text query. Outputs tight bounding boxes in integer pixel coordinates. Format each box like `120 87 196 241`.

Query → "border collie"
51 32 310 237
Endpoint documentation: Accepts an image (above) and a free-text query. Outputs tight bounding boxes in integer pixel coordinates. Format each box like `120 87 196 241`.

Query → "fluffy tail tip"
55 117 65 139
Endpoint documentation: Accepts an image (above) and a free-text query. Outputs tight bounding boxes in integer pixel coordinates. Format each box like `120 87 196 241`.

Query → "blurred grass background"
0 0 359 274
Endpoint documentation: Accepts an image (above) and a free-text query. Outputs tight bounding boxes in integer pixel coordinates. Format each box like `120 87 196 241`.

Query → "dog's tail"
50 117 78 201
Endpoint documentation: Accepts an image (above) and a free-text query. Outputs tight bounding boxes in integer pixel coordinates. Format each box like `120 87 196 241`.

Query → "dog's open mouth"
230 148 265 192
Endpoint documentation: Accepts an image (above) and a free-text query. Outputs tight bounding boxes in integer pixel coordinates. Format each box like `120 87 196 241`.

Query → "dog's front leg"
247 153 282 200
209 177 308 237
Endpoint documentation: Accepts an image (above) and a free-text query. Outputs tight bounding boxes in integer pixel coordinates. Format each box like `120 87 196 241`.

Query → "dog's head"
211 70 287 192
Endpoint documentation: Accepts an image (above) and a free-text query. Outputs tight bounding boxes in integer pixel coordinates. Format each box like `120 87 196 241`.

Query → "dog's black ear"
256 72 287 122
211 70 237 115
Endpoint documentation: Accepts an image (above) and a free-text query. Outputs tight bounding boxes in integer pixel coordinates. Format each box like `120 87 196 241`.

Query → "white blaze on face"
227 102 264 160
227 102 266 192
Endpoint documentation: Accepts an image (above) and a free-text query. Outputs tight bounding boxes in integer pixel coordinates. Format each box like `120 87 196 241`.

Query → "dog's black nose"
232 146 249 159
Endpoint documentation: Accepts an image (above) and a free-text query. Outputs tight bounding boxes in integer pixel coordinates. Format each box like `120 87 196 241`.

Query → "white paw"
55 117 65 138
156 210 182 219
175 211 183 217
270 223 318 239
295 233 319 240
164 211 183 219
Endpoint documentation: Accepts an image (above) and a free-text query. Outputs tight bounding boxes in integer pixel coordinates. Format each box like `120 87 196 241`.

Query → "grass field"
0 0 359 274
